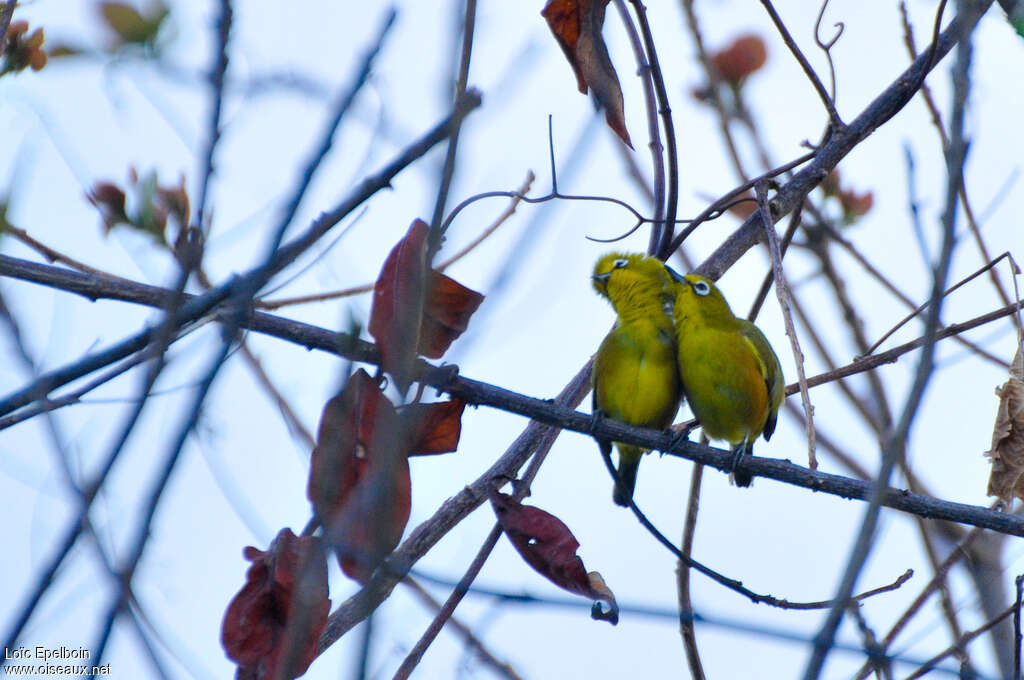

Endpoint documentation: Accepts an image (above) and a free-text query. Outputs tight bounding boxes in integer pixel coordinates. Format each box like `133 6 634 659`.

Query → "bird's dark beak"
592 272 611 284
664 266 687 285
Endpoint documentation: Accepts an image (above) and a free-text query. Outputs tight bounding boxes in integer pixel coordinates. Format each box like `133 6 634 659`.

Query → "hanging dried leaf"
420 273 484 359
986 343 1024 503
307 369 393 517
403 398 467 456
541 0 632 147
221 529 331 680
369 219 484 391
309 370 414 582
369 220 428 392
491 491 618 624
324 444 411 583
310 370 468 581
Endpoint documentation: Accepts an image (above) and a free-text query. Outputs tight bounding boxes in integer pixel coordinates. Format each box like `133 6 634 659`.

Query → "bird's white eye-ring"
693 280 711 296
613 258 629 269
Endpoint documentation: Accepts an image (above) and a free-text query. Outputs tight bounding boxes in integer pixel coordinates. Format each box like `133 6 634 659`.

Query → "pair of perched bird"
591 252 785 505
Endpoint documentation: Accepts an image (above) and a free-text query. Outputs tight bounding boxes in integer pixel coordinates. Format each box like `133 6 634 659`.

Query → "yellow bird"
592 253 682 506
669 272 784 486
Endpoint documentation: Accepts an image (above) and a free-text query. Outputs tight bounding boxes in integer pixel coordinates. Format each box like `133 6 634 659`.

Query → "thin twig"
904 491 975 673
903 602 1019 680
392 527 502 680
810 216 1008 368
812 0 843 107
400 578 523 680
611 0 664 254
437 171 534 271
758 0 843 132
195 0 232 233
850 522 991 680
864 253 1013 356
756 181 816 469
899 1 948 148
1015 574 1023 680
847 604 892 680
428 0 476 254
747 200 802 321
5 225 135 283
899 0 1018 328
270 8 397 241
677 462 706 680
624 0 679 258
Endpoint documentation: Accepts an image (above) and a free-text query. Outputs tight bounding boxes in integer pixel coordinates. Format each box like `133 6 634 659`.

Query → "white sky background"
1 0 1023 678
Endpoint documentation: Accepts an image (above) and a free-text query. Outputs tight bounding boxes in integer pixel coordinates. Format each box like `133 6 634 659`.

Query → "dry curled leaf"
491 491 618 624
369 219 483 391
309 370 465 581
541 0 631 147
402 398 467 456
221 529 331 680
308 370 409 581
986 343 1024 503
420 273 485 359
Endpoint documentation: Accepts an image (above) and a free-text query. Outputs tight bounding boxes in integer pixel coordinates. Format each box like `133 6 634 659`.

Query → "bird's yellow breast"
676 323 769 446
594 321 680 430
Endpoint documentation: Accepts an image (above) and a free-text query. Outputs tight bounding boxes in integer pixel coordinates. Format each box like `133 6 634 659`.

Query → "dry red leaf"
309 367 468 581
307 369 393 517
369 220 429 391
490 491 618 624
710 34 767 86
369 219 484 390
403 398 467 456
306 371 404 581
541 0 632 147
324 445 411 582
987 342 1024 503
420 273 484 359
221 529 330 680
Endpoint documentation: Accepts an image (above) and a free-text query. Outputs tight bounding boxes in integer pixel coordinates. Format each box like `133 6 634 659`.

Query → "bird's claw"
667 420 698 451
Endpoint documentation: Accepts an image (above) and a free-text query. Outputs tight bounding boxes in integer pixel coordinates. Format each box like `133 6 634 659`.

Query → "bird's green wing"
740 321 785 440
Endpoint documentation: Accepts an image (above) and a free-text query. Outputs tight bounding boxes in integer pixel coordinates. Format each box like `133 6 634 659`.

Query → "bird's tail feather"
613 444 643 506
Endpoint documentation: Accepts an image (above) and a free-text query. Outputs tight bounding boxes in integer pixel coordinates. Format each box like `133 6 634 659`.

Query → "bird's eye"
693 280 711 296
612 258 629 269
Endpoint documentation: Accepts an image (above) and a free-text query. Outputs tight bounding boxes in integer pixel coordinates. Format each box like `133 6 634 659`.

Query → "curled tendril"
814 0 843 105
